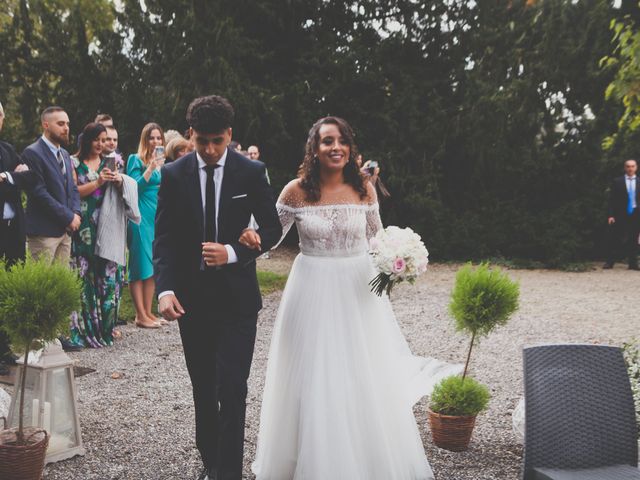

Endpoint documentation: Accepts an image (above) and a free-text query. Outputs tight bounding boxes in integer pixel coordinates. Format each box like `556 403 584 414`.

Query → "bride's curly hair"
298 116 367 202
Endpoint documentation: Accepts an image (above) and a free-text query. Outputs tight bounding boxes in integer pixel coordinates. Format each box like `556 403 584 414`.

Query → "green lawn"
117 270 288 323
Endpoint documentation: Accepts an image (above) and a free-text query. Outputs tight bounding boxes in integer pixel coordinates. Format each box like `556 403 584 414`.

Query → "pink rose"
392 257 406 274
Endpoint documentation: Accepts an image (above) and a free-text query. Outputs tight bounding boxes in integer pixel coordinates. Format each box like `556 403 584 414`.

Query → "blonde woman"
165 135 191 163
126 122 165 328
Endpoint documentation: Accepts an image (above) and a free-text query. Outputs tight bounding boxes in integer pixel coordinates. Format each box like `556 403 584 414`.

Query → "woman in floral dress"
69 122 123 348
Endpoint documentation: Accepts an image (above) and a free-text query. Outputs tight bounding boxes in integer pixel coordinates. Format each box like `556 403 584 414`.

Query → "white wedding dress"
252 192 462 480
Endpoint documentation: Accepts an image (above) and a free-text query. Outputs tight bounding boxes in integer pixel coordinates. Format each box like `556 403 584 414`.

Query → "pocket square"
232 193 248 199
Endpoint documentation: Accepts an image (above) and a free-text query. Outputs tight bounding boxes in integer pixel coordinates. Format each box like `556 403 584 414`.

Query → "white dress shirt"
628 176 637 210
158 150 238 301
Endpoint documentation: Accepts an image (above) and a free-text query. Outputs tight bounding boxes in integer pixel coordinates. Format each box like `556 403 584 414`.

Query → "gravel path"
4 249 638 479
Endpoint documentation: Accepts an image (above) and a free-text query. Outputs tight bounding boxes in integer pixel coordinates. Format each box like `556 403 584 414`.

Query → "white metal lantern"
7 340 85 463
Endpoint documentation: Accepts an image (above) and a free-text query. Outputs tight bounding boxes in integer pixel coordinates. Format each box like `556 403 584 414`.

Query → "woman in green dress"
69 122 124 347
127 122 166 328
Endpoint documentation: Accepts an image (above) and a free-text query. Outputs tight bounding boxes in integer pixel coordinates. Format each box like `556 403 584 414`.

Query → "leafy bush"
0 255 81 444
0 256 80 349
450 263 520 338
430 375 490 417
449 263 520 379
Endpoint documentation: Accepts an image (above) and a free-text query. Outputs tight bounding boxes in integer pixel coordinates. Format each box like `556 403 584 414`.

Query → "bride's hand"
239 228 262 251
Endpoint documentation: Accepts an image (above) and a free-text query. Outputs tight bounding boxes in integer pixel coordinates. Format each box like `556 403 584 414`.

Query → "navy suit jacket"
22 137 80 237
153 149 282 314
608 175 640 221
0 140 36 240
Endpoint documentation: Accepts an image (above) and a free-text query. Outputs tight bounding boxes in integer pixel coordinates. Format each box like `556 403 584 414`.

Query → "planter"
427 408 477 452
0 426 49 480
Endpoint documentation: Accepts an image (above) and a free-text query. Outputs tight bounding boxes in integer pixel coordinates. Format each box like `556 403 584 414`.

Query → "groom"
154 95 282 480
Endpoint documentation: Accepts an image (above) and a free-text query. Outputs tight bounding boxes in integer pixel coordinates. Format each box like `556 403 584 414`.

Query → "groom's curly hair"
186 95 234 133
299 116 367 202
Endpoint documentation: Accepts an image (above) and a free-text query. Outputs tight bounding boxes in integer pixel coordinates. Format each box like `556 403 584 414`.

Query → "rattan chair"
522 344 640 480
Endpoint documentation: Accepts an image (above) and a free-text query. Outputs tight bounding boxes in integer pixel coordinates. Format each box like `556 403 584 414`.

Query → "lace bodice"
277 202 383 257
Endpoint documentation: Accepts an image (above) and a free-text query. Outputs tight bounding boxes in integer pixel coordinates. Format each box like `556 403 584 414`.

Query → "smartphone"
104 153 116 172
367 160 379 175
154 146 165 158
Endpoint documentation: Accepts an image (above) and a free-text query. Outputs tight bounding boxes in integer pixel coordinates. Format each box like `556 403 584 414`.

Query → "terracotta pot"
427 408 477 452
0 427 49 480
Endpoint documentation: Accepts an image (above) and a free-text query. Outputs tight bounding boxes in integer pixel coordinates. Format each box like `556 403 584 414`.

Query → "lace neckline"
277 202 378 213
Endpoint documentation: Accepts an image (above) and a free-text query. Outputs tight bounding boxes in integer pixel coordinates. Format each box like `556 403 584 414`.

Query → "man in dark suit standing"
22 106 80 263
154 95 282 480
0 101 36 373
605 158 640 269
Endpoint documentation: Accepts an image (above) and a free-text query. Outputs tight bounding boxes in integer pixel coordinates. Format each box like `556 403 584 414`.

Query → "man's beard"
50 131 69 146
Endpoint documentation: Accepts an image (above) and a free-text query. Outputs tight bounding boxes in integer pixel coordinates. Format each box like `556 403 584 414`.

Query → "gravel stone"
1 249 636 479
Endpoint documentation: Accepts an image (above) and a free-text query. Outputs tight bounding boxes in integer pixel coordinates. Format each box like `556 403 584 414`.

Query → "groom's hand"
159 294 185 320
202 242 229 266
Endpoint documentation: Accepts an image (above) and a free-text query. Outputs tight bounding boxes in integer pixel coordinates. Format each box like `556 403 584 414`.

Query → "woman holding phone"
126 122 166 328
69 122 124 347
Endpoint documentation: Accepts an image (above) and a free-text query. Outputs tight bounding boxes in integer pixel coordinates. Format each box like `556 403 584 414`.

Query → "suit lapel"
186 153 204 239
37 138 66 181
218 149 238 241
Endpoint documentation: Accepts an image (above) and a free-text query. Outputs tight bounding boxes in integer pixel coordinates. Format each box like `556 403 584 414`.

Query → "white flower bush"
368 226 429 296
623 342 640 433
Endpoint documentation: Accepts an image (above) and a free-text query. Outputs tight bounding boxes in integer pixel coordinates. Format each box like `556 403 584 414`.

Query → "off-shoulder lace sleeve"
273 202 295 249
270 180 301 250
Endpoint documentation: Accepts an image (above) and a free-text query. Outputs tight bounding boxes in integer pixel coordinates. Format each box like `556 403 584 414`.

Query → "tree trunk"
16 341 31 445
462 331 476 380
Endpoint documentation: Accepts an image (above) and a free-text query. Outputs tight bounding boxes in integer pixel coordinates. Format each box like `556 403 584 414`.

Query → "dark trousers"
178 273 258 480
607 210 640 267
0 218 25 359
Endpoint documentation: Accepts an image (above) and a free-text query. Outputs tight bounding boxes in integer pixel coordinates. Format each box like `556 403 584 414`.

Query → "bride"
241 116 461 480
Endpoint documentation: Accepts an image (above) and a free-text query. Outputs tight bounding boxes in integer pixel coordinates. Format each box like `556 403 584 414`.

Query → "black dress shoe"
58 337 84 352
603 262 614 269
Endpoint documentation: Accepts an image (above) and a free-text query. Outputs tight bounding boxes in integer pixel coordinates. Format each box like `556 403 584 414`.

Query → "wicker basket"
0 426 49 480
427 408 477 452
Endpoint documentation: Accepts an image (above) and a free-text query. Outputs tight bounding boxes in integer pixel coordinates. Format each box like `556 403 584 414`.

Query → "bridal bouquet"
368 226 429 296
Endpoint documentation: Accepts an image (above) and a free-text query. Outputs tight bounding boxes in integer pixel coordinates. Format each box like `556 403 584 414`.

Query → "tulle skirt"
252 252 461 480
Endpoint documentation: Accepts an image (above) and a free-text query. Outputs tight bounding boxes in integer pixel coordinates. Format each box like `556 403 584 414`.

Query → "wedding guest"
0 101 34 266
0 101 35 373
22 106 81 351
95 113 114 128
127 122 166 328
69 123 124 348
247 145 270 184
103 126 118 153
164 129 182 144
247 145 260 161
103 124 127 328
604 158 640 270
247 144 271 257
22 107 81 263
165 136 191 163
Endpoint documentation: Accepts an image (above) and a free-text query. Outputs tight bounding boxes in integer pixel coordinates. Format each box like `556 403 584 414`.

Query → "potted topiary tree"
0 255 80 479
428 263 519 452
